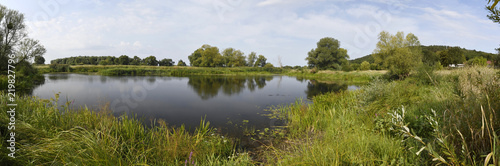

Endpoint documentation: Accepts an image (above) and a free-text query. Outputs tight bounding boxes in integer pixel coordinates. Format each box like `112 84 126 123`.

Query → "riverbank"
0 93 253 165
36 65 384 83
258 67 499 165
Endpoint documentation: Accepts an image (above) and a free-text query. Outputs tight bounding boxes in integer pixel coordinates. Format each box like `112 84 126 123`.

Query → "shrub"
49 64 71 72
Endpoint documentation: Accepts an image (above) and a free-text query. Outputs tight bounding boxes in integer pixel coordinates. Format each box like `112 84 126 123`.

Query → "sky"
2 0 500 66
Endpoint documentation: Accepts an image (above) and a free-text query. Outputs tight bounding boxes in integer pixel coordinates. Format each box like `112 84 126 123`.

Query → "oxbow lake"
32 74 359 137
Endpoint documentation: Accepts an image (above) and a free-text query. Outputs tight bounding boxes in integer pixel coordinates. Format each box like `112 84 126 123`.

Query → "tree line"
187 44 272 68
51 55 187 66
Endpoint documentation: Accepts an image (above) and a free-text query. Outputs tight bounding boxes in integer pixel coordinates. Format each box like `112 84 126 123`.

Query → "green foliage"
341 62 353 72
247 52 257 67
306 37 349 70
188 44 224 67
143 55 158 66
373 31 422 79
360 61 370 70
118 55 130 65
177 59 187 66
222 48 246 67
0 93 251 165
34 56 45 65
158 58 174 66
130 56 142 65
439 47 465 67
255 55 267 67
467 56 487 67
49 64 71 72
422 49 439 66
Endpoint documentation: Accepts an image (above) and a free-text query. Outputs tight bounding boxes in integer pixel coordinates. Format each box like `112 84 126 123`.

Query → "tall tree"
247 52 257 67
372 31 422 79
255 55 267 67
143 56 158 66
159 58 174 66
222 48 246 67
188 44 223 67
118 55 130 65
439 47 465 67
130 56 141 65
1 5 48 71
306 37 349 70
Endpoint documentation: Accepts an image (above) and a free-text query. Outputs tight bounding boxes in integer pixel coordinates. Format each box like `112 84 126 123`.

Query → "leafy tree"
35 56 45 65
255 55 267 67
422 49 439 66
159 58 174 66
360 61 370 70
177 59 187 66
264 63 274 68
247 52 257 67
372 31 422 79
306 37 349 70
439 47 465 67
222 48 246 67
143 56 158 66
486 0 500 24
188 44 223 67
118 55 130 65
467 57 487 67
130 56 141 65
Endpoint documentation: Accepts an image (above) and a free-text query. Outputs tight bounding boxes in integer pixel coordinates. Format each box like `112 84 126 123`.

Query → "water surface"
33 74 357 137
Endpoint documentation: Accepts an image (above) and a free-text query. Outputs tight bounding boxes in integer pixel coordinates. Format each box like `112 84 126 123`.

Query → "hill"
350 45 497 64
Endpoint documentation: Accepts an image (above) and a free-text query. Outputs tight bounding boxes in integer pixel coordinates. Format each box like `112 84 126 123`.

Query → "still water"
32 74 358 137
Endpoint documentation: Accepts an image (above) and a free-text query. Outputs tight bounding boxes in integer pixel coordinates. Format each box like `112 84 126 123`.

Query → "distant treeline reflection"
188 76 273 100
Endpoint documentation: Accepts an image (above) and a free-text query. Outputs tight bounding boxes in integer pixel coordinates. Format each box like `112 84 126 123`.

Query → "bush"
49 64 71 72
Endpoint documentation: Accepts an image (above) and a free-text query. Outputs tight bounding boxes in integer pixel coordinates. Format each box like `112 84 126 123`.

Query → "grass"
36 65 381 83
0 93 253 165
259 67 499 165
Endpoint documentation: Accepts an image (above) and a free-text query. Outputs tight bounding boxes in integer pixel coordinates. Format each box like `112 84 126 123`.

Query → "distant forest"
50 55 185 66
350 45 497 64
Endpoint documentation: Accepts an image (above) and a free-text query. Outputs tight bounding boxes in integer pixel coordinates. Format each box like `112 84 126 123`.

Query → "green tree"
222 48 246 67
143 56 158 66
360 61 370 70
118 55 130 65
177 59 187 66
439 47 465 67
247 52 257 67
34 56 45 65
255 55 267 67
306 37 349 70
467 56 487 67
486 0 500 24
130 56 141 65
159 58 174 66
422 49 439 66
188 44 223 67
372 31 422 79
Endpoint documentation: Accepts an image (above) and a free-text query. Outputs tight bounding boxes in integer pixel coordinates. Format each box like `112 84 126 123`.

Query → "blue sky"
3 0 500 66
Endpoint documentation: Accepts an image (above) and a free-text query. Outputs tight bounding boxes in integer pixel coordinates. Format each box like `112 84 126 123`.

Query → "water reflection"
187 76 273 100
305 80 348 99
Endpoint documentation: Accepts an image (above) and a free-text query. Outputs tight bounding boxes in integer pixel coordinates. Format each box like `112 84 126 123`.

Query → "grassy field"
255 67 500 165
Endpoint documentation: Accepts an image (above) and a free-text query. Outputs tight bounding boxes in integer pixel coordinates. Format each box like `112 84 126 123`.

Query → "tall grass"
262 67 499 165
0 93 252 165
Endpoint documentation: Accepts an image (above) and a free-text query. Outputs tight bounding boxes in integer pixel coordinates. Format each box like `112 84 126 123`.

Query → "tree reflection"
188 76 273 100
305 80 347 99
